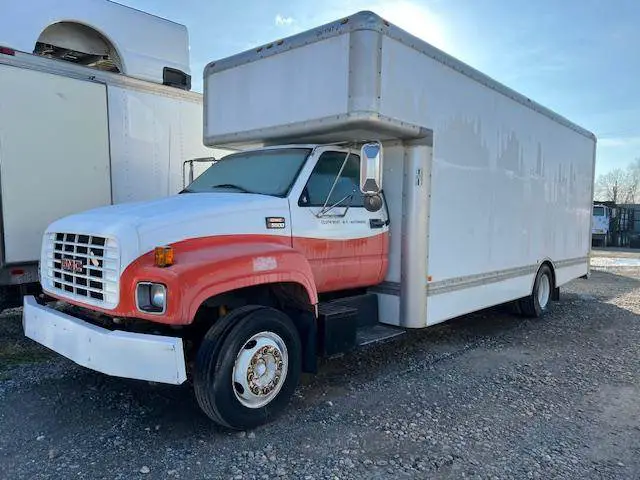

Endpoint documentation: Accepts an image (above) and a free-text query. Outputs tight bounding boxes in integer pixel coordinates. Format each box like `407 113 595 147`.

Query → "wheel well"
188 282 317 373
193 282 313 320
538 260 560 301
539 261 556 288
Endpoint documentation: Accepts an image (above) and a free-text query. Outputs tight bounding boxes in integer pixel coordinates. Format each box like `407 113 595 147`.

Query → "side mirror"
360 142 383 195
364 194 383 212
182 156 217 188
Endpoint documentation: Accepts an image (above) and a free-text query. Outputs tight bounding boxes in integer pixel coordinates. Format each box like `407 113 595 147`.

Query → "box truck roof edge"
203 10 595 148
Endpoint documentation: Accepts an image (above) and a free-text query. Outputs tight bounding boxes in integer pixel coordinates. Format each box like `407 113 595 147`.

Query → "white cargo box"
205 11 596 329
204 11 593 147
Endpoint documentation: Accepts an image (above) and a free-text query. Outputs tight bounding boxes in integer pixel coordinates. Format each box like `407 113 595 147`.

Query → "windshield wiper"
211 183 254 194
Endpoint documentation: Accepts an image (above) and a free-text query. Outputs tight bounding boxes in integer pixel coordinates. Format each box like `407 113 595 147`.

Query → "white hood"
47 193 291 271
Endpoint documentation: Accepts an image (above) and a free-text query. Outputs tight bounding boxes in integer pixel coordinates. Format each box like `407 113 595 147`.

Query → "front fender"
118 235 318 325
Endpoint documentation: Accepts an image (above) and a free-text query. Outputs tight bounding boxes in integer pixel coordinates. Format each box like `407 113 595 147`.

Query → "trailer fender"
531 260 556 293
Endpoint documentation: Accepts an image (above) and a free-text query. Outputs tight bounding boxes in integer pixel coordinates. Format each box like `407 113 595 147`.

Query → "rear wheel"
518 264 553 318
194 306 301 430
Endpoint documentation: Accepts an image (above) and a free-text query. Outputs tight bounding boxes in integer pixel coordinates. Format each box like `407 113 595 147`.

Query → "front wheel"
518 264 553 318
194 306 302 430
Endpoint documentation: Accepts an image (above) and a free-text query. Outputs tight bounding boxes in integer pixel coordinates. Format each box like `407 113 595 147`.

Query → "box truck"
0 0 224 310
592 204 611 247
23 11 597 429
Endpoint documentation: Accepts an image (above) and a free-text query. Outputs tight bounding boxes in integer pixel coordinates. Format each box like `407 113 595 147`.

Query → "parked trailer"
0 0 227 309
23 11 596 429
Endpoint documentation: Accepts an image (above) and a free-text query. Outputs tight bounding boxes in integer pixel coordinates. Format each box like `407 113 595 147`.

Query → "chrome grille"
43 233 119 308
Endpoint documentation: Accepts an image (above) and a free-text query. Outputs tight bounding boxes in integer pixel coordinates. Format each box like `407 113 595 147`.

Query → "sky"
120 0 639 178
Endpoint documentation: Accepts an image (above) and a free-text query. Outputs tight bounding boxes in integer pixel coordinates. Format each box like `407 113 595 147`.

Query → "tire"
518 264 553 318
194 306 302 430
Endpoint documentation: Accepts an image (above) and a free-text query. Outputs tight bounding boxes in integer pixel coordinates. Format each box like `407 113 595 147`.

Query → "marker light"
154 246 174 267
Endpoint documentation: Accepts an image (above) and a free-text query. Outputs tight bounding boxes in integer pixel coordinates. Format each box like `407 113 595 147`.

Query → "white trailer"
0 0 224 309
23 11 596 429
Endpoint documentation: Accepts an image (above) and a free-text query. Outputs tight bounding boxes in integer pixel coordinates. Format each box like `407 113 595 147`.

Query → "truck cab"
40 144 389 321
181 145 389 293
25 141 393 429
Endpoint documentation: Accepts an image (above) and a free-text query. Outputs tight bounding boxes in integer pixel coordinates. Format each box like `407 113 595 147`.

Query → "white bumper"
22 296 187 385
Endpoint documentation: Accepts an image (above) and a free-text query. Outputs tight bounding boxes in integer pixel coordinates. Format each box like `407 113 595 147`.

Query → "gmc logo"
61 258 83 273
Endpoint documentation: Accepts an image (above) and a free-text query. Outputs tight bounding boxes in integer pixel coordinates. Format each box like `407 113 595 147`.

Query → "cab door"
289 148 389 293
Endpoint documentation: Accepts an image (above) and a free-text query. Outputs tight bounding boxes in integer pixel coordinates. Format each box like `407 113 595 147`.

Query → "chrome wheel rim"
538 274 551 310
232 331 288 409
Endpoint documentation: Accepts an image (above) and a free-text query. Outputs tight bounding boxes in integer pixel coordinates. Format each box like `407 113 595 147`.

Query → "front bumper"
22 296 187 385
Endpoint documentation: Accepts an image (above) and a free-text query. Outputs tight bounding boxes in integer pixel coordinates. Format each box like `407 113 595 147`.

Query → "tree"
595 159 640 204
629 158 640 201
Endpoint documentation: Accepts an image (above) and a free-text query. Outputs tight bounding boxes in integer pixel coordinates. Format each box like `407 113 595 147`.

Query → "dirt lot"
1 252 639 479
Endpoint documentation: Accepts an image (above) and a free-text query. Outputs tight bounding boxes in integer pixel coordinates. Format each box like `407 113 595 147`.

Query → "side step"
356 324 405 347
317 299 406 357
317 303 358 356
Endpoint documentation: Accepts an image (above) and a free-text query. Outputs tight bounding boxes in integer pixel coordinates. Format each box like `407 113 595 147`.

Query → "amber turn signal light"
154 246 174 267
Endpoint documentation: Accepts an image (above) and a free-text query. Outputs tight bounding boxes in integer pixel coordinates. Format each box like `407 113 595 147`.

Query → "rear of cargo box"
203 11 596 328
0 64 112 270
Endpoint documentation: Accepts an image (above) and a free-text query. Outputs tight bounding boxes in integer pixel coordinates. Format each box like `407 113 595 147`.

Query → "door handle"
369 219 387 229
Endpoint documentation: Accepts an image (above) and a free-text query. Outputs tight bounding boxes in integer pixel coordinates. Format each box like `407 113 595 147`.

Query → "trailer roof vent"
34 22 123 73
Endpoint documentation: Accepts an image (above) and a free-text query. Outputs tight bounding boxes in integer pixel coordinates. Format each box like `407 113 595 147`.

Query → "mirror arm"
381 189 390 226
182 156 217 189
315 193 353 218
320 150 352 215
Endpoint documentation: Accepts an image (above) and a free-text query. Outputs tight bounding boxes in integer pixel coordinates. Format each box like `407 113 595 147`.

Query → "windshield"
183 148 311 196
593 206 605 216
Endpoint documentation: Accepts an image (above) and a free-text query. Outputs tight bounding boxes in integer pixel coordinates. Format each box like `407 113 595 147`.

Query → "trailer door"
0 64 111 265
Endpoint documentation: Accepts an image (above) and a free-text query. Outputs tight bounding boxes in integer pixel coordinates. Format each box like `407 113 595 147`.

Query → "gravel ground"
1 254 639 479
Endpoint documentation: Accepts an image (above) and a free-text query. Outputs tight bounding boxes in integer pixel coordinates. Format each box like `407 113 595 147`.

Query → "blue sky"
121 0 639 177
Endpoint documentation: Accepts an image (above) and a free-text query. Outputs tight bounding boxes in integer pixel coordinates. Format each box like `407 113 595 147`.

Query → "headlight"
136 282 167 314
150 284 165 308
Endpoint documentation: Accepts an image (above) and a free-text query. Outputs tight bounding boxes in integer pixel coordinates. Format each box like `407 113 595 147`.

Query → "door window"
299 151 364 207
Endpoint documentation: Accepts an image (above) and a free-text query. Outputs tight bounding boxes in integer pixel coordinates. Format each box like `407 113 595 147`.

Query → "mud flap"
286 308 318 374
